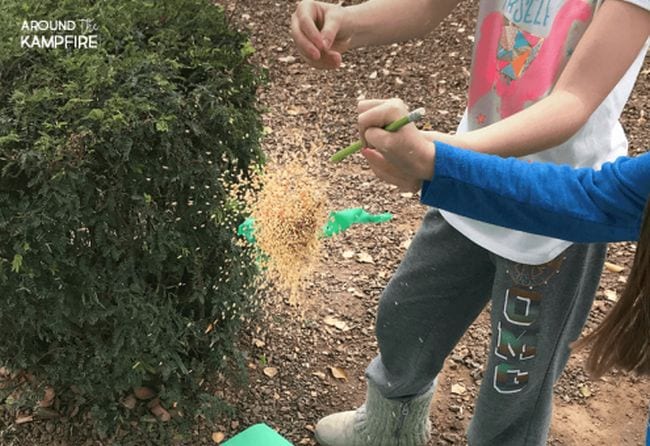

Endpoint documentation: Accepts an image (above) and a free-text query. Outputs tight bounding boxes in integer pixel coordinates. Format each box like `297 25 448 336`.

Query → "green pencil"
330 107 426 163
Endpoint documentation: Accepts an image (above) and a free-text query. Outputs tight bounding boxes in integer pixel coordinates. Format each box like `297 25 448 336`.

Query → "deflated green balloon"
321 208 393 237
237 216 257 243
237 207 393 244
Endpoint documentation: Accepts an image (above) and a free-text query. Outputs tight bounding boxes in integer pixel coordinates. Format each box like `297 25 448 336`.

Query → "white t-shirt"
441 0 650 265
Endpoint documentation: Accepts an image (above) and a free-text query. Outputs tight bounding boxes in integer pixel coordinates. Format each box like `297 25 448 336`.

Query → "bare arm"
343 0 461 48
430 0 650 157
291 0 461 69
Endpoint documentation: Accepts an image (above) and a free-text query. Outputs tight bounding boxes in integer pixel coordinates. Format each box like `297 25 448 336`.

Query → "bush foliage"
0 0 263 431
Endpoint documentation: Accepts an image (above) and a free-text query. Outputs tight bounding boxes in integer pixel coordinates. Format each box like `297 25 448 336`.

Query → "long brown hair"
575 198 650 378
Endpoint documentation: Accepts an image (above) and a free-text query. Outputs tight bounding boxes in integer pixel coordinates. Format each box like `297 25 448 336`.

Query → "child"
291 0 649 445
363 129 650 441
362 132 650 441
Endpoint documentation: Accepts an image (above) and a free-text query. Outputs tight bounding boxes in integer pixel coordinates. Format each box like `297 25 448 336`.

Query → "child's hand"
358 98 435 183
361 147 422 192
291 1 351 69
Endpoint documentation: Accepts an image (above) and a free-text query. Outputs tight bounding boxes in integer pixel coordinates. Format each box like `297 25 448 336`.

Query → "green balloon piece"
237 216 257 243
321 208 393 237
237 207 392 244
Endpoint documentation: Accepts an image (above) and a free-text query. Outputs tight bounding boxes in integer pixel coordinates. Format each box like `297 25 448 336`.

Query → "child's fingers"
361 147 384 163
293 1 343 65
358 99 408 130
358 99 408 146
362 148 419 192
362 147 403 181
293 2 326 50
364 127 389 153
357 99 389 114
358 104 387 148
319 13 342 50
291 13 322 61
359 105 406 147
357 99 393 145
320 49 343 69
361 148 399 181
364 125 412 157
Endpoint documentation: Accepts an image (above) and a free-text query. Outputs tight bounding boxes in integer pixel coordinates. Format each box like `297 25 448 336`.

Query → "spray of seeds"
247 160 328 304
219 126 330 305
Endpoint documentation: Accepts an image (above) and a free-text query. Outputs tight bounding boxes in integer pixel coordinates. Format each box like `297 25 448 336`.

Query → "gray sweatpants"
366 210 606 446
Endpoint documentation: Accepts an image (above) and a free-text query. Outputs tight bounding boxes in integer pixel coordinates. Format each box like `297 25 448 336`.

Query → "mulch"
1 0 648 444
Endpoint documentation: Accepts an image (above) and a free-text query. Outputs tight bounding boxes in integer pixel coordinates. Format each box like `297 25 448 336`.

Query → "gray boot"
314 381 435 446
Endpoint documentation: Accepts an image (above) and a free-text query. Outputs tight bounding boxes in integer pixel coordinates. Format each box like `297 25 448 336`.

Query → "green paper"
222 423 293 446
237 208 393 244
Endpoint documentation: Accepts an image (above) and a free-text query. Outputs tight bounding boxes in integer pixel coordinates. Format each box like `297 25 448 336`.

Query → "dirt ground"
212 0 649 445
1 0 648 445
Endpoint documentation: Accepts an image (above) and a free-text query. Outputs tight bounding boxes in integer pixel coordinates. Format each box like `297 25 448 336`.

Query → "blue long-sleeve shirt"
420 142 650 243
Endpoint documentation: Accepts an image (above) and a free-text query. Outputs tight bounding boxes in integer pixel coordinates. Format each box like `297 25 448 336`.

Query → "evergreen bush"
0 0 263 432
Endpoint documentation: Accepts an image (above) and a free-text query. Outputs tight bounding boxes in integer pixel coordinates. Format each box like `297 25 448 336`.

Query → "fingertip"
319 50 342 69
361 147 378 158
327 50 342 68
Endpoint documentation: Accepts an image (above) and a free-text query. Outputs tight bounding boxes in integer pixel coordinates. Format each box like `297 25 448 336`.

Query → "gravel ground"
1 1 647 444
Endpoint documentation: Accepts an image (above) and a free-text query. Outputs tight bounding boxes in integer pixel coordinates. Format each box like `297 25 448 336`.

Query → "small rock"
451 383 466 395
133 386 156 400
212 432 226 444
121 394 137 410
442 432 462 443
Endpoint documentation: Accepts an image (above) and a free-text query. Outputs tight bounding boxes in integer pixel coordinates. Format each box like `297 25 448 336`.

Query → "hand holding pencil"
330 107 426 163
345 99 437 192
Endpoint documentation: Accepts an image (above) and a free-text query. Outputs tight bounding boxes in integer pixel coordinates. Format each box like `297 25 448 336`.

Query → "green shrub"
0 0 263 433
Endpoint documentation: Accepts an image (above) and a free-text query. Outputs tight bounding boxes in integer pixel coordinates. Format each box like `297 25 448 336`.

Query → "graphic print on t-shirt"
468 0 595 126
442 0 644 264
497 23 543 81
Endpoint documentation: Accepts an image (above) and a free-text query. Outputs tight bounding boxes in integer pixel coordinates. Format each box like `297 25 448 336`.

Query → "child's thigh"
485 242 607 393
375 209 496 365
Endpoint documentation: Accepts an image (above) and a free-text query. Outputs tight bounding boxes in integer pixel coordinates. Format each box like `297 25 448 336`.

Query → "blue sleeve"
420 142 650 243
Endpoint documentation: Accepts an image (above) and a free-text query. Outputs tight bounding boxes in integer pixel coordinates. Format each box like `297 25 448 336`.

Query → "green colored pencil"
330 107 426 163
